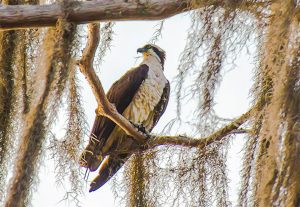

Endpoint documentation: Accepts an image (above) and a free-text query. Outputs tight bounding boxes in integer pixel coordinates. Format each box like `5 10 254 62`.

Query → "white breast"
123 58 167 129
101 57 167 155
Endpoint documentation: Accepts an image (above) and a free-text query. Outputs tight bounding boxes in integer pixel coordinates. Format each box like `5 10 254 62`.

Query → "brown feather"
79 64 149 171
89 82 170 191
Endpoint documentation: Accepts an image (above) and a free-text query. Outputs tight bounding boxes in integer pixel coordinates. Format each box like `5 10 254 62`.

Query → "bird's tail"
89 154 128 192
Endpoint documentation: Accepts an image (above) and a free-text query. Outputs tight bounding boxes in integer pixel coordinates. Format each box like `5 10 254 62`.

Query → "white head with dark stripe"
137 44 166 67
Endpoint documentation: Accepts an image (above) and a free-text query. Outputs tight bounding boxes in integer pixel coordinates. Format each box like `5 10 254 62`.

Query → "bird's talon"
129 121 151 138
139 125 146 133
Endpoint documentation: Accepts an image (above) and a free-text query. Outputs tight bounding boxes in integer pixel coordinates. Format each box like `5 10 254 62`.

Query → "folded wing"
79 64 149 171
89 81 170 192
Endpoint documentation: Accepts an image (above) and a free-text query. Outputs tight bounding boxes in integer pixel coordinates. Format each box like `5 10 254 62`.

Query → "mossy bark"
0 30 17 195
4 22 76 207
128 154 148 207
254 1 300 206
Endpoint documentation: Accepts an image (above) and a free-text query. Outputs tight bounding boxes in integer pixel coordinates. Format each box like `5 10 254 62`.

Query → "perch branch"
0 0 268 31
148 107 255 148
77 23 147 142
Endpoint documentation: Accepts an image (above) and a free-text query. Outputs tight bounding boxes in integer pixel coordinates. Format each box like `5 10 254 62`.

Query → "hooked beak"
137 47 147 54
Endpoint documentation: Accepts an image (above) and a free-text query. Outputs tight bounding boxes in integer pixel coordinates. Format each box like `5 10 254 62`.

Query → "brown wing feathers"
89 82 170 192
79 65 149 171
80 63 170 192
151 81 170 130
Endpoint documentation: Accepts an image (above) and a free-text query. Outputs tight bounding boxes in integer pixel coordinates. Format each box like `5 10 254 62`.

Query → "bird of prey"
79 44 170 192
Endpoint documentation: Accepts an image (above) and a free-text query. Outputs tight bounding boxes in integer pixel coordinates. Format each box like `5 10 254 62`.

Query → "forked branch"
78 22 256 150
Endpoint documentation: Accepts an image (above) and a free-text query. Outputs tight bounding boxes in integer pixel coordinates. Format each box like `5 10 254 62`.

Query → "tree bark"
0 0 265 30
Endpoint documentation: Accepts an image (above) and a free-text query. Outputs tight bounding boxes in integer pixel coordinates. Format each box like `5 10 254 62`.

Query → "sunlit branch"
0 0 268 31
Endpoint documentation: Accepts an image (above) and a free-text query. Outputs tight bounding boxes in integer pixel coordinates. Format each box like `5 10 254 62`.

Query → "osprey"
79 44 170 192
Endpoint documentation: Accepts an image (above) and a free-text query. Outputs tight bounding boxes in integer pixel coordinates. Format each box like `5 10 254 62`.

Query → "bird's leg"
137 124 147 134
129 120 140 131
129 121 151 139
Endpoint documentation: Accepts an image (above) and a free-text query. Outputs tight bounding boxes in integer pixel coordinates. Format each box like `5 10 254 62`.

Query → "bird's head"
137 44 166 66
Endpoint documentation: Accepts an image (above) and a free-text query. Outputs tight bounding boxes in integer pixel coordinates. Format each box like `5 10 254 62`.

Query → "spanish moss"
4 20 77 206
95 22 115 70
0 0 40 203
149 20 165 44
125 153 152 207
0 30 17 202
238 134 257 207
50 64 87 206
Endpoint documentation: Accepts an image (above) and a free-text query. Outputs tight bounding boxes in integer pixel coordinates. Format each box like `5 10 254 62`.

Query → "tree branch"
148 108 254 149
0 0 267 31
77 23 147 142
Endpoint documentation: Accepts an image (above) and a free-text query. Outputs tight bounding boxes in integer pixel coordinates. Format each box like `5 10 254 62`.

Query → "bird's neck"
142 55 164 70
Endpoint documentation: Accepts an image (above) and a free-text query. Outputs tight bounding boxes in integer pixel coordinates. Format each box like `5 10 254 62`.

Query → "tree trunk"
254 0 300 206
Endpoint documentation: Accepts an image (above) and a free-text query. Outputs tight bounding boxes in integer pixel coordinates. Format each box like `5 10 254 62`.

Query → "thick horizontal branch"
148 107 255 148
77 23 147 142
0 0 266 30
